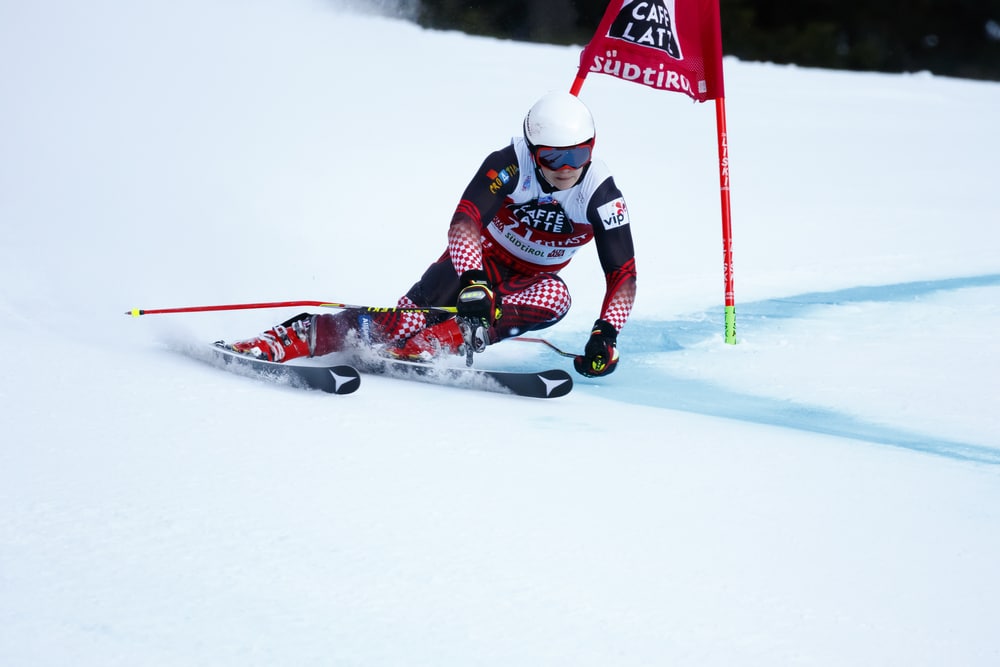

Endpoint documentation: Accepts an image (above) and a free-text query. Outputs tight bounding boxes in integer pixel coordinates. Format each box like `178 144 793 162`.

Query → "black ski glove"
573 319 619 377
456 270 502 325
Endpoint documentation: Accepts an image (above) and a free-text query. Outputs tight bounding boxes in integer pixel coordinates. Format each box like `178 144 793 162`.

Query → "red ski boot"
391 318 467 361
228 313 313 363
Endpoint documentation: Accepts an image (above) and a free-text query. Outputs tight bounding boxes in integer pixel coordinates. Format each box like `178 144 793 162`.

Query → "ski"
204 344 569 398
355 357 572 399
210 343 361 395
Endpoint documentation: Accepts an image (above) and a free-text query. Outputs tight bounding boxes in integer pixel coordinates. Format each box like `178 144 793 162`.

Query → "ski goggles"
533 141 593 170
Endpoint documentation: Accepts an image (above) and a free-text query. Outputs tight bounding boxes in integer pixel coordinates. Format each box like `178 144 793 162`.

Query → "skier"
226 91 637 377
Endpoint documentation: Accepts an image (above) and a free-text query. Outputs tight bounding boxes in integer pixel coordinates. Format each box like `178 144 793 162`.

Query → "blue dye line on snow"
601 370 1000 465
559 274 1000 465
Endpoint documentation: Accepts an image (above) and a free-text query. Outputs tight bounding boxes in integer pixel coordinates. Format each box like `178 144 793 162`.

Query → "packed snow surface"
2 1 999 664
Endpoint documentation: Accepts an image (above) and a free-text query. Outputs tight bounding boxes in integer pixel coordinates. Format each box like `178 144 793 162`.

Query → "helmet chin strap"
535 163 560 193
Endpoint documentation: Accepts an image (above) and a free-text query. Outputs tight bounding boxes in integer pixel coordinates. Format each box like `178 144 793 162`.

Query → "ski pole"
511 336 578 359
126 300 457 317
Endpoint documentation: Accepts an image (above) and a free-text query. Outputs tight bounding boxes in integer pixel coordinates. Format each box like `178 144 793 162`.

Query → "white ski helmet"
523 92 596 148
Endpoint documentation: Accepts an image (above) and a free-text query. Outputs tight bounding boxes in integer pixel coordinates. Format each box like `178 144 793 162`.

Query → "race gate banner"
578 0 725 102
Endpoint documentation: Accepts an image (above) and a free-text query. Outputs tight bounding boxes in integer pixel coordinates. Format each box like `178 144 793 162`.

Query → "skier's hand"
573 319 619 377
456 270 501 325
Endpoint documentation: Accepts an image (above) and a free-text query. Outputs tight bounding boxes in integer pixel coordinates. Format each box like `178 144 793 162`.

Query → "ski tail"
357 357 572 398
211 343 361 394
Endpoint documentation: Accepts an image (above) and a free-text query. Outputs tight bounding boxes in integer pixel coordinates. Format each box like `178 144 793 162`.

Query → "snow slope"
2 1 999 664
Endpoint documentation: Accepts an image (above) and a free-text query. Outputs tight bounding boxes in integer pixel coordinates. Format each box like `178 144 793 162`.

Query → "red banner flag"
573 0 725 102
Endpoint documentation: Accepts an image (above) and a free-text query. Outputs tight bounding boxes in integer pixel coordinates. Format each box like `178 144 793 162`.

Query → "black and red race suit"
314 137 636 353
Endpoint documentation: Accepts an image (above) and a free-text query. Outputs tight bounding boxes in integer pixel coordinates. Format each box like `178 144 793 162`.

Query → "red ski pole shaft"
126 300 457 317
126 300 330 317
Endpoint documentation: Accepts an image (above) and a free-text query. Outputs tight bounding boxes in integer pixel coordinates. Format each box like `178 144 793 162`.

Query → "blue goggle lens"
535 144 592 170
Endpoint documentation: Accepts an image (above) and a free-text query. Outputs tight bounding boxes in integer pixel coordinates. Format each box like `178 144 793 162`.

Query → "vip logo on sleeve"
598 198 630 230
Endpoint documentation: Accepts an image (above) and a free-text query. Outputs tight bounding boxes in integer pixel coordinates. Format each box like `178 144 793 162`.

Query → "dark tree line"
415 0 1000 81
